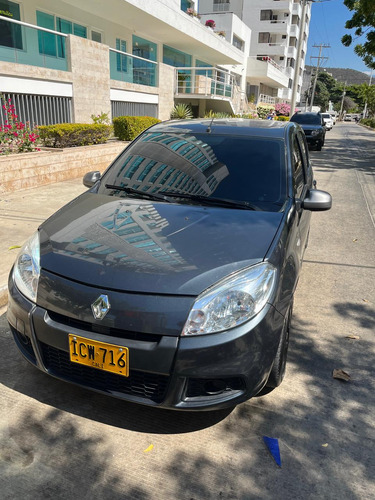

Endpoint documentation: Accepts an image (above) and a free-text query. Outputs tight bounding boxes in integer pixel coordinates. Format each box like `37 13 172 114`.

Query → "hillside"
304 66 372 85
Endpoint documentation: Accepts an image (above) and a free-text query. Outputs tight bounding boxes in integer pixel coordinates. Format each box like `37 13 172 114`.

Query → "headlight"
182 262 276 336
311 130 319 136
13 231 40 302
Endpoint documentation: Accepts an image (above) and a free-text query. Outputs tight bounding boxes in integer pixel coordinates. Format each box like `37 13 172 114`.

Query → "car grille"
40 342 169 403
47 310 161 343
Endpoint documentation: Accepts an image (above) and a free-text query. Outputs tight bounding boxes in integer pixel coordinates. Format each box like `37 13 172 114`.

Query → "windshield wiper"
105 184 171 203
159 191 261 211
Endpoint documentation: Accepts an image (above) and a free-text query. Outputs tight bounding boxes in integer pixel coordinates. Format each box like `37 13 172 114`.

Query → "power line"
309 43 330 110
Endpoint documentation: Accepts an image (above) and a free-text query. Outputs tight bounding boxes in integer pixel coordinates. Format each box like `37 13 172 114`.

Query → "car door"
296 131 312 258
291 132 311 267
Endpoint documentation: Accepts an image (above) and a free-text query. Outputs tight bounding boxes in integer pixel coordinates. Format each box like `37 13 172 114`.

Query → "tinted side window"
292 136 304 196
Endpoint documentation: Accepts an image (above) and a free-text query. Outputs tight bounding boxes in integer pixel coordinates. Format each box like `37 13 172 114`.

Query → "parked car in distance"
7 119 332 411
344 114 352 122
321 113 333 130
290 112 326 150
329 112 337 125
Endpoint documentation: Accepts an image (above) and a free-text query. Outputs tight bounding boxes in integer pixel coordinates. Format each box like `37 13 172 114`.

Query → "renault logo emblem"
91 294 110 320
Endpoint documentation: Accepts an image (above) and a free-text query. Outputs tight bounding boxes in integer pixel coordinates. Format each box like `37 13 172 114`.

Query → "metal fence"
0 93 72 127
111 101 158 119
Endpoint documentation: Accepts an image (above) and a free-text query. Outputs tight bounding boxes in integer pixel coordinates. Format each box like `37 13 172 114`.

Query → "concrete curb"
0 285 8 308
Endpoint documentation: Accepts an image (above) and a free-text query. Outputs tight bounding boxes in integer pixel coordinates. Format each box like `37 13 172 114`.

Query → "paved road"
1 123 374 499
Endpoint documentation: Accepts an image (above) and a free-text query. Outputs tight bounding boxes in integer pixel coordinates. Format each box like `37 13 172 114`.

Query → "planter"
0 141 127 195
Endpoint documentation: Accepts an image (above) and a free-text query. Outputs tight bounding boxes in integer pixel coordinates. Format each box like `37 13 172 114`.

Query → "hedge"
38 123 112 148
361 118 375 129
113 116 161 141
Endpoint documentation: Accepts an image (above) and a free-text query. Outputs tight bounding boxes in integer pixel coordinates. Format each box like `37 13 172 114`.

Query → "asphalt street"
0 122 374 499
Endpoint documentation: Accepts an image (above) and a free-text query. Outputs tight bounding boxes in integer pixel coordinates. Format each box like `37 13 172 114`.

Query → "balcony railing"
174 67 234 99
0 15 68 71
252 56 283 72
258 94 276 105
109 48 158 87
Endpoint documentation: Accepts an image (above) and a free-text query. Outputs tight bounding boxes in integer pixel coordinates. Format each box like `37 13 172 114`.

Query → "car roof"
293 112 321 116
150 118 295 139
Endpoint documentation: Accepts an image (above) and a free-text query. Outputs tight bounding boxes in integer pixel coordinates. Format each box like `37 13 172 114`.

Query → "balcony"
173 66 247 114
0 15 68 71
292 3 302 17
289 23 300 38
247 57 289 88
109 48 158 87
288 45 297 58
259 19 289 35
255 41 288 57
257 1 292 10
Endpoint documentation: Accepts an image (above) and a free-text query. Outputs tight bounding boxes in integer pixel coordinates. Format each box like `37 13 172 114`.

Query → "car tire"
266 302 293 389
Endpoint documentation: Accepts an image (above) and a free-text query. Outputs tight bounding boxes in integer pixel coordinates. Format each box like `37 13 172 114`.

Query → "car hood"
298 123 323 131
39 193 283 296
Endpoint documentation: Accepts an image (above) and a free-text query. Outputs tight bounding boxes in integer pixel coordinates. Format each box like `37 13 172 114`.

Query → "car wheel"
266 302 293 389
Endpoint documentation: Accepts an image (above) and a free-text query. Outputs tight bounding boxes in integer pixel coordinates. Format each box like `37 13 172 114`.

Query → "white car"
329 113 337 125
321 113 333 130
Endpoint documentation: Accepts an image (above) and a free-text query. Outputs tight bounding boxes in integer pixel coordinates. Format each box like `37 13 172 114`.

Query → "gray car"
7 119 331 410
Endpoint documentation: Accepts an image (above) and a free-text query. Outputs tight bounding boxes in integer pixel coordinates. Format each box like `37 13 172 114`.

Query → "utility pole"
289 0 310 117
309 43 330 111
339 81 347 120
363 68 373 118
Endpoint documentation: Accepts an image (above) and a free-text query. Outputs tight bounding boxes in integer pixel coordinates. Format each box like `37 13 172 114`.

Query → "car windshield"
322 114 330 119
291 114 321 125
98 130 286 211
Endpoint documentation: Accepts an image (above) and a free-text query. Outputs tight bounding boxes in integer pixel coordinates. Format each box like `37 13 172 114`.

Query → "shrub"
256 104 275 119
275 102 291 116
91 111 110 124
204 110 233 118
113 116 160 141
0 95 40 155
38 123 112 148
275 115 289 121
205 19 216 28
361 118 375 128
170 103 193 119
240 113 258 119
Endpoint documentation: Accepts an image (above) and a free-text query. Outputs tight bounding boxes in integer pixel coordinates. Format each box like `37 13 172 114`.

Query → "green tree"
342 0 375 69
306 80 330 110
358 83 375 116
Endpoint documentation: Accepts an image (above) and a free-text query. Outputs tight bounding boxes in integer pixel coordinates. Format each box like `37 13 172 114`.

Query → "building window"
213 0 230 12
196 59 212 77
232 35 244 52
0 0 22 49
36 11 87 57
181 0 193 12
116 38 127 72
91 30 102 43
163 45 192 67
258 32 270 43
288 78 293 89
260 10 272 21
133 35 157 86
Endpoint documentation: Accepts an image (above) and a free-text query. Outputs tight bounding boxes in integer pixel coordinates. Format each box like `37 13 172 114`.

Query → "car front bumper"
7 271 285 411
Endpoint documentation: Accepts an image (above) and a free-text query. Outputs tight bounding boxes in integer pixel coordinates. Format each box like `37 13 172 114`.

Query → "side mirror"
302 189 332 211
83 171 101 188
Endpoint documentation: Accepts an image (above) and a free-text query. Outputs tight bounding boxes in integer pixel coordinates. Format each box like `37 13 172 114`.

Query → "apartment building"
199 0 311 105
0 0 248 126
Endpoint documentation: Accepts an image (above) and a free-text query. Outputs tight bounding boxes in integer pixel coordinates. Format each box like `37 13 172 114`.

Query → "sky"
306 0 372 75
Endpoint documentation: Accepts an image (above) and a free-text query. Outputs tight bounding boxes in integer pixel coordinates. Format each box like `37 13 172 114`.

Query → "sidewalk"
0 178 86 308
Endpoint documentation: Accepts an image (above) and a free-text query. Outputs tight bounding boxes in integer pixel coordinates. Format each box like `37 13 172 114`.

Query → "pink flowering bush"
0 95 40 155
205 19 216 28
275 102 291 116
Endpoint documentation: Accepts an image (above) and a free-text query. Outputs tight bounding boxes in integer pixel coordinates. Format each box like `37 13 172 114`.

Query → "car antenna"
206 117 214 133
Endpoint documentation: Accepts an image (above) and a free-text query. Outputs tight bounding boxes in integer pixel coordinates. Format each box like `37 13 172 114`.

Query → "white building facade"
0 0 249 126
199 0 311 105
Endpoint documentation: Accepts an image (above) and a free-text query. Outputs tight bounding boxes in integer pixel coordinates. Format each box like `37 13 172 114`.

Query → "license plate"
68 334 129 377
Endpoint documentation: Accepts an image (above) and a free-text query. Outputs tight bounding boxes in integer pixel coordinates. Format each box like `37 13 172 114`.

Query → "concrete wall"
0 142 126 195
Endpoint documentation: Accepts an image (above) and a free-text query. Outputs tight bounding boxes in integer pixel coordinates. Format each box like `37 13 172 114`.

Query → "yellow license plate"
68 334 129 377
